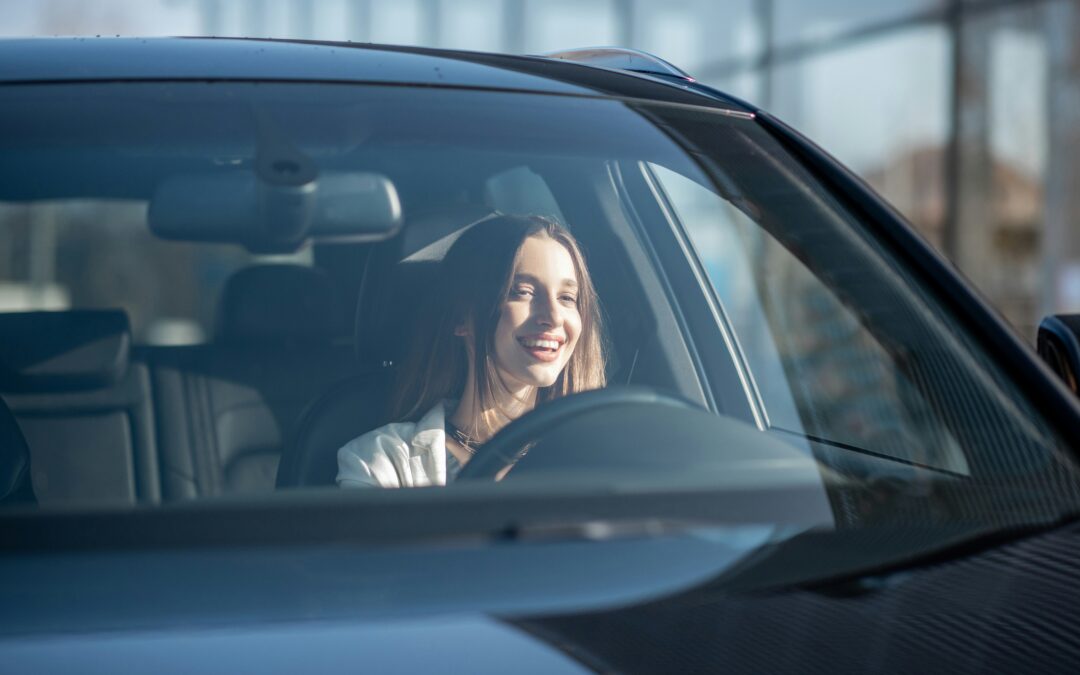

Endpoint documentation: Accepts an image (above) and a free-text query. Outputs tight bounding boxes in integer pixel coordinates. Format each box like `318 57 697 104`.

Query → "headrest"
354 207 496 364
0 310 130 393
217 264 341 344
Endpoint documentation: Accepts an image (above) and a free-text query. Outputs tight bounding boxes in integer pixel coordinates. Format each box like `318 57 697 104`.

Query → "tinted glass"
0 80 1077 569
651 165 969 475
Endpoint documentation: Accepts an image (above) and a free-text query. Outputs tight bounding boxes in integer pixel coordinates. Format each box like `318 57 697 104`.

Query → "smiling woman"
336 214 607 488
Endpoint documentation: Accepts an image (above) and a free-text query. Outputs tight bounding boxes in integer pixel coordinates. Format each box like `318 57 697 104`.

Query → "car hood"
7 520 1080 674
1 522 786 672
3 615 593 674
0 522 788 634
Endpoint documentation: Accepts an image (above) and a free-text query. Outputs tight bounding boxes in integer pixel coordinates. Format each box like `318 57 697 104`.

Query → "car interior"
0 153 720 510
4 81 1073 538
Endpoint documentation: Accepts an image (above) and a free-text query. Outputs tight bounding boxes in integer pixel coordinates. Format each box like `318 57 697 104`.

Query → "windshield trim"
0 77 756 121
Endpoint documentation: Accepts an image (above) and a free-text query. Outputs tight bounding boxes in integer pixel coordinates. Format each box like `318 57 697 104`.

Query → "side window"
649 164 969 475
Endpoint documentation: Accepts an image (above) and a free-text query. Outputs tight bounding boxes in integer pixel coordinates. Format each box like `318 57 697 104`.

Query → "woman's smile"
517 333 566 362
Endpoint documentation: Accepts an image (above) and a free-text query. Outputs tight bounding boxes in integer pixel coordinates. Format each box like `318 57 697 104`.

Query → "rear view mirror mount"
150 107 401 251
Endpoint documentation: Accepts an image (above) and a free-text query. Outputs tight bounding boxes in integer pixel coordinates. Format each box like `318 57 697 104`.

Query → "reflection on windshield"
0 82 1077 596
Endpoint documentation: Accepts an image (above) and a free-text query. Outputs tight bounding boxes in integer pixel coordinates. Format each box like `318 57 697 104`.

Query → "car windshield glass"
0 81 1078 586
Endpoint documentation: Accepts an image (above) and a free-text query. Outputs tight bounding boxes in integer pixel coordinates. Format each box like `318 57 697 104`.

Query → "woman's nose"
534 294 560 326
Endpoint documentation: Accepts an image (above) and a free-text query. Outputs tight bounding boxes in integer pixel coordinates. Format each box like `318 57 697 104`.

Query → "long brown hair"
387 214 607 430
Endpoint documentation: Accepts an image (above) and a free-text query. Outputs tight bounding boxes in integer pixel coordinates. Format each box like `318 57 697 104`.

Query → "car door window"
649 164 970 475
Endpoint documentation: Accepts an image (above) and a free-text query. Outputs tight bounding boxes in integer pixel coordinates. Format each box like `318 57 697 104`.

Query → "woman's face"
492 233 582 391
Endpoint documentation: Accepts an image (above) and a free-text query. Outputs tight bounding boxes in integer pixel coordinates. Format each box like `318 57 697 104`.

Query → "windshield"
0 81 1078 588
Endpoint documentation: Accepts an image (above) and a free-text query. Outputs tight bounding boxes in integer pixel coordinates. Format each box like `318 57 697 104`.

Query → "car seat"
0 310 157 506
146 264 355 498
276 206 495 488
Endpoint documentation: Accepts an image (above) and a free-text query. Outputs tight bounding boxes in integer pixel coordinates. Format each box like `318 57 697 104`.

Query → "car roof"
0 37 750 113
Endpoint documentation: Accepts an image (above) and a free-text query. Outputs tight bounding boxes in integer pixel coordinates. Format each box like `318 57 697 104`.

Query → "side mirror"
1037 314 1080 395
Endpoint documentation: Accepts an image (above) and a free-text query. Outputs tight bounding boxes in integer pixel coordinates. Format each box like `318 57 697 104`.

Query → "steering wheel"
455 386 696 481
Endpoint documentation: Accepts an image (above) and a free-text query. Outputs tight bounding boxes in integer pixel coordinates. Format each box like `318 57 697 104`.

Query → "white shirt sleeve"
337 423 416 489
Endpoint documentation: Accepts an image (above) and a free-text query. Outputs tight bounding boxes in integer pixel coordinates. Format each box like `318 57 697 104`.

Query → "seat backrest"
145 264 356 499
275 370 393 487
0 310 160 507
277 207 495 488
354 206 495 366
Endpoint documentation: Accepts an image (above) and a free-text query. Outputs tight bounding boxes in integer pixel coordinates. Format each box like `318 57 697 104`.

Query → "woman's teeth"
520 338 560 351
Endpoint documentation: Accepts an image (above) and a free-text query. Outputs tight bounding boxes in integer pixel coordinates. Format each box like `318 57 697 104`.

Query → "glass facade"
2 0 1079 339
699 0 1080 340
768 26 951 245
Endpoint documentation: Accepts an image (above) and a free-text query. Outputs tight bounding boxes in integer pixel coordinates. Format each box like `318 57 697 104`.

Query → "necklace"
445 420 478 456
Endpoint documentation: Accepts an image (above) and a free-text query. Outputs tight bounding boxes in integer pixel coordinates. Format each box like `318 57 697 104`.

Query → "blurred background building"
2 0 1079 341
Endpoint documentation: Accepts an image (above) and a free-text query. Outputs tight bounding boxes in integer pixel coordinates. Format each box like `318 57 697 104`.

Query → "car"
2 36 1080 673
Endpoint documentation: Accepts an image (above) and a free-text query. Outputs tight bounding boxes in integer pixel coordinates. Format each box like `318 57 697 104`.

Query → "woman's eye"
511 287 533 298
560 294 578 305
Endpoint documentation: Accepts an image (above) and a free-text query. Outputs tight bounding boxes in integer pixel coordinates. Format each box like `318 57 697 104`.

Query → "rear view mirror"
148 170 401 252
1037 314 1080 395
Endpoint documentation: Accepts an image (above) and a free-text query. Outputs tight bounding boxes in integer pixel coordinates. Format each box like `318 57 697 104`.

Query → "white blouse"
336 401 460 488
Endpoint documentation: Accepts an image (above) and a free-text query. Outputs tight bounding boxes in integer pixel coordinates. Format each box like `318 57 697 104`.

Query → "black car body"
2 38 1080 673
